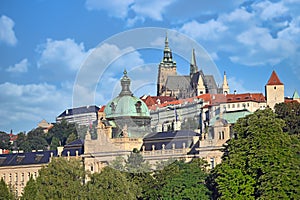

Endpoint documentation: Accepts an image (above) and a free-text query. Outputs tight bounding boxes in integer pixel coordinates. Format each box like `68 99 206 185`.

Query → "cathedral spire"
162 32 173 62
222 71 230 95
190 48 198 75
119 69 133 96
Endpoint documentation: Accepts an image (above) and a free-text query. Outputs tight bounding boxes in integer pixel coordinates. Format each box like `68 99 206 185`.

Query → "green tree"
49 136 60 150
85 167 136 200
34 157 85 199
210 109 300 199
21 176 37 200
0 131 11 150
47 119 77 146
66 132 77 144
150 159 210 200
0 178 14 200
275 102 300 135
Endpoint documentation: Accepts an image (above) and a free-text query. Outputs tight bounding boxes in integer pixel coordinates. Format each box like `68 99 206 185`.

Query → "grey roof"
204 75 218 94
165 76 191 90
57 105 100 118
0 140 84 167
0 151 56 167
142 130 200 152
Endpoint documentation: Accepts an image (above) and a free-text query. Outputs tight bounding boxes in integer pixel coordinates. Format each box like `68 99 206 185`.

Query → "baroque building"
157 34 230 98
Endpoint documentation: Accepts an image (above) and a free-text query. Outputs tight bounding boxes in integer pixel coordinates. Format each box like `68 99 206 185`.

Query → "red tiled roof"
225 93 266 103
141 96 177 107
266 70 283 85
98 105 106 112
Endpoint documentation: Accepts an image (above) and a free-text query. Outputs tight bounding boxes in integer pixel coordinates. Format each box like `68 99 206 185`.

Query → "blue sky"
0 0 299 133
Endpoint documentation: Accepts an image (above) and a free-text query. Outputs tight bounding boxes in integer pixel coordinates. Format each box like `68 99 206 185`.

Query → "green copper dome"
104 70 150 119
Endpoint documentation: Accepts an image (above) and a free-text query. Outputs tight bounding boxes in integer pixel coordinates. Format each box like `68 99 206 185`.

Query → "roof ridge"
266 70 283 85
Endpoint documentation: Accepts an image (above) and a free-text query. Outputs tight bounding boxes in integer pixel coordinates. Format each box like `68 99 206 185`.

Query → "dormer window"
110 102 116 113
135 101 142 113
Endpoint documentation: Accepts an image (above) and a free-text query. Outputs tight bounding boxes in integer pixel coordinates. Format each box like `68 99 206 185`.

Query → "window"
210 158 215 169
222 131 225 140
237 103 240 108
21 173 24 182
228 104 230 108
232 104 235 108
15 173 18 182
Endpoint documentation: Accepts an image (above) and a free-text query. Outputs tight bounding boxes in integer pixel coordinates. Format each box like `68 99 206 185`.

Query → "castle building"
104 70 151 138
157 34 229 98
265 70 284 110
56 105 100 127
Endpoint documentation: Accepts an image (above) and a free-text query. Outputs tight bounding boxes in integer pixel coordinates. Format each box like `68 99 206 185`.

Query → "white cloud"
73 43 145 106
0 15 17 46
131 0 173 21
221 8 253 22
85 0 173 25
85 0 134 18
6 58 29 73
0 82 70 133
37 38 91 71
253 1 288 21
179 20 228 41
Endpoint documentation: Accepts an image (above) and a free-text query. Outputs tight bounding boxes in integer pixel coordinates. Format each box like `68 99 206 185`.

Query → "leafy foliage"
85 167 137 200
0 178 14 200
0 131 12 150
149 159 210 200
209 109 300 199
33 157 85 199
20 176 37 200
275 102 300 135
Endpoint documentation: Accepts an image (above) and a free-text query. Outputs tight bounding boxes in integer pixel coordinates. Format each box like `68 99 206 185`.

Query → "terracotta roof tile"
266 70 283 85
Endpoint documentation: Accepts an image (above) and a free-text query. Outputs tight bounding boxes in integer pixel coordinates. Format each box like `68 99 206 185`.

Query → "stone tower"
190 48 198 75
265 70 284 110
157 33 177 96
222 71 230 95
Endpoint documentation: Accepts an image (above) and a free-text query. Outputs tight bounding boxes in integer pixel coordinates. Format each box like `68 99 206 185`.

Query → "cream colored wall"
0 164 44 197
266 84 284 110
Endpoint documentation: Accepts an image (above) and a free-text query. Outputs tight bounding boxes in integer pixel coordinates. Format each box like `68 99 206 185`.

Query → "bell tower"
265 70 284 110
157 33 177 96
222 71 230 95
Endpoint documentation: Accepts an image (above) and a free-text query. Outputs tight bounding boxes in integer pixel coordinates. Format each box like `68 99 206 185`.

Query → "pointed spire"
119 69 133 96
190 48 198 75
292 90 299 99
222 71 230 94
223 71 228 87
165 32 169 49
162 32 173 62
266 70 283 85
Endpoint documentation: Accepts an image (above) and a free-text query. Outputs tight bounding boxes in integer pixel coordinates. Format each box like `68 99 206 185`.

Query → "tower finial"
190 48 198 75
119 69 133 96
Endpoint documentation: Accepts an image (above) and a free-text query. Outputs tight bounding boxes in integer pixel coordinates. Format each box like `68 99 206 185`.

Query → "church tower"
265 70 284 110
190 49 198 75
222 71 230 95
157 33 177 96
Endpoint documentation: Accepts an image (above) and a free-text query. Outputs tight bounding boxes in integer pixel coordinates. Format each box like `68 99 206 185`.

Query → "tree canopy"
209 108 300 199
275 102 300 135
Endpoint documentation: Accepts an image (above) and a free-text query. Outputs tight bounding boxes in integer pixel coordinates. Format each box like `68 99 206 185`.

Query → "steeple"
292 90 299 99
266 70 283 85
265 70 284 110
222 71 230 95
190 48 198 75
162 32 174 63
119 69 133 96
